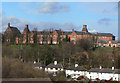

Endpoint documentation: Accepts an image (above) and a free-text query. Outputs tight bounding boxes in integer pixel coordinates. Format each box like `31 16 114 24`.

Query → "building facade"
4 23 118 47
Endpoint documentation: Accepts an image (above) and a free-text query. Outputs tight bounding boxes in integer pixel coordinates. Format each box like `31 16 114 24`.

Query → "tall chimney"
8 23 10 27
54 61 57 65
72 29 74 32
25 24 28 28
83 25 87 28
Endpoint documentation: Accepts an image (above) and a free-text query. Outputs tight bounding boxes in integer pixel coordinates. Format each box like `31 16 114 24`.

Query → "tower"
23 24 30 34
82 25 88 33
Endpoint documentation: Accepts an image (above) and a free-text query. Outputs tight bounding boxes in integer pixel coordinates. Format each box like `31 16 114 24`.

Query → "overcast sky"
1 2 119 40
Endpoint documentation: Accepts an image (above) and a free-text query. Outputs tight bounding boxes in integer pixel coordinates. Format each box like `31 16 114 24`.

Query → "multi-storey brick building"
4 23 21 43
4 23 118 47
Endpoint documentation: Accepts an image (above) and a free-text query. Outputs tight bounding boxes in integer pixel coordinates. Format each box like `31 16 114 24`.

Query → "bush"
2 57 48 78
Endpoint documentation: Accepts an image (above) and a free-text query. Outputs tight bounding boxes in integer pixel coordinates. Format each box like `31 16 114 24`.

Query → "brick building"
4 23 21 43
4 23 118 47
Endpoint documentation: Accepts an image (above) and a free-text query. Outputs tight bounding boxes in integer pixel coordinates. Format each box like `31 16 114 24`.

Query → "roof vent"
75 64 78 67
54 61 57 65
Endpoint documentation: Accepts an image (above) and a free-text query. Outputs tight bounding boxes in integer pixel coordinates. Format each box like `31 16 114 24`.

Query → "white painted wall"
65 70 87 79
87 72 99 80
45 68 63 73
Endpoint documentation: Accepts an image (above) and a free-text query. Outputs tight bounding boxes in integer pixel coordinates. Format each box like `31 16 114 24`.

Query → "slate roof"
96 33 115 37
55 30 62 35
98 40 108 44
75 31 92 35
68 66 87 71
88 68 120 74
46 63 63 69
98 40 118 44
9 27 21 37
99 68 114 73
37 31 53 35
10 27 20 33
114 69 120 74
88 68 101 72
28 62 45 68
63 31 72 35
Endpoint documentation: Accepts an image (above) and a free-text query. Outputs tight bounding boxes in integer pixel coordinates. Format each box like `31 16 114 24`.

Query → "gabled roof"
68 66 87 71
114 69 120 74
37 31 52 35
99 68 114 73
46 63 63 69
28 62 45 68
55 30 62 35
88 68 101 72
10 27 21 36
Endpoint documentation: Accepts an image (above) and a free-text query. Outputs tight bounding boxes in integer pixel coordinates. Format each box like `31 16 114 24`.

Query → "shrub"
2 57 48 78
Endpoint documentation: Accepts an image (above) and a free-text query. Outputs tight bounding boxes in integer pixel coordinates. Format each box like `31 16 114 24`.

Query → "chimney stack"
75 64 78 67
112 67 114 70
8 23 10 27
25 24 28 28
54 61 57 65
72 29 74 32
83 25 87 28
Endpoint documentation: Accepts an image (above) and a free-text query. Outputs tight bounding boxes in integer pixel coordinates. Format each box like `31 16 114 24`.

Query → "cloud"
39 2 70 14
98 18 112 25
89 29 98 33
2 16 77 33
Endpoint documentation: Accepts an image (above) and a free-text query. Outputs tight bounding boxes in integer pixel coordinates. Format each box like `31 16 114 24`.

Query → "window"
72 35 76 37
72 38 75 40
53 39 56 41
109 41 111 43
30 35 33 37
54 35 56 37
118 44 120 46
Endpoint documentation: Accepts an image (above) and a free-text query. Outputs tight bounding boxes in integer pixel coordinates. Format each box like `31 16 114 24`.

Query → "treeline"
2 39 120 69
